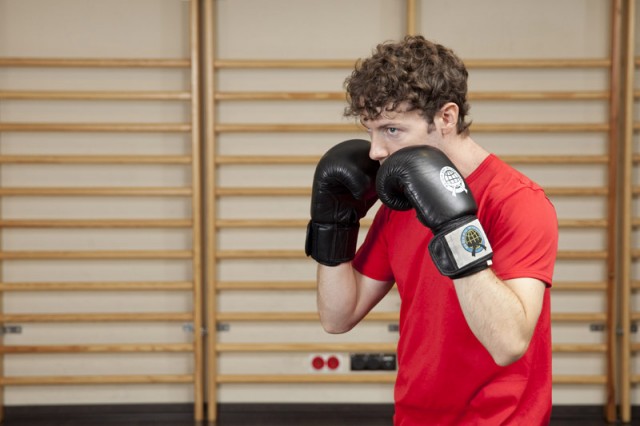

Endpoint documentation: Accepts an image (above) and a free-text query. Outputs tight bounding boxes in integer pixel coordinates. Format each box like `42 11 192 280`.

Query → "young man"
305 35 558 425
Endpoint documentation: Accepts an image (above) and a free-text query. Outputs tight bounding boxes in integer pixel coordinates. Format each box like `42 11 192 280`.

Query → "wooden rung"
556 251 608 260
557 219 607 228
469 91 609 101
216 280 604 292
0 123 191 133
0 281 193 292
552 344 607 352
214 60 355 69
0 219 193 228
552 281 607 291
216 250 303 259
0 187 192 196
216 343 397 352
545 187 608 196
215 123 359 133
0 91 191 101
214 249 603 260
0 312 194 323
214 123 608 133
0 250 193 260
216 312 319 322
480 122 608 132
631 281 640 289
215 91 609 102
0 343 194 353
215 311 603 323
216 156 319 165
216 373 606 385
0 57 190 68
216 219 309 228
629 343 640 352
628 312 640 321
501 155 609 164
215 342 602 353
213 59 610 70
216 281 316 291
215 218 602 229
552 375 607 384
217 373 607 385
216 374 396 384
551 312 607 322
0 374 194 386
215 92 345 101
215 187 309 197
465 59 610 69
214 187 606 198
215 155 608 166
215 312 397 322
0 155 192 164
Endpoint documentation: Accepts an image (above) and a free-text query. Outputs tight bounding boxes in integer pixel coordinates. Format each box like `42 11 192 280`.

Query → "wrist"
305 220 360 266
429 216 493 278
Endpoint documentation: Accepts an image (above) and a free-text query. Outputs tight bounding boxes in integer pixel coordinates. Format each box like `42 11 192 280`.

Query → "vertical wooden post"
189 0 204 421
606 0 623 422
406 0 417 35
203 0 218 421
0 93 4 426
621 0 636 422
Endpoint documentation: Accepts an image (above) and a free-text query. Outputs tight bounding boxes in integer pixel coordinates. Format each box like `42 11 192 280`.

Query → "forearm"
453 269 534 366
317 263 393 334
317 263 359 333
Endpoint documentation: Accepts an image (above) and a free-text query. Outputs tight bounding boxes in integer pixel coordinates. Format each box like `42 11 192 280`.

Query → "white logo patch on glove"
444 218 493 268
439 166 468 197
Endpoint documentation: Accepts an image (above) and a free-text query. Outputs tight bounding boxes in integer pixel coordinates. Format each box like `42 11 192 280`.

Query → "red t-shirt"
353 154 558 425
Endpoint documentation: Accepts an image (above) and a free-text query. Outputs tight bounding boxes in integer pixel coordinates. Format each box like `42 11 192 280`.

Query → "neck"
437 134 490 178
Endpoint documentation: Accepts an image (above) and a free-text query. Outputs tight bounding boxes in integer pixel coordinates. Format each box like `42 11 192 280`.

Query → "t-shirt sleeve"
352 206 395 282
487 188 558 286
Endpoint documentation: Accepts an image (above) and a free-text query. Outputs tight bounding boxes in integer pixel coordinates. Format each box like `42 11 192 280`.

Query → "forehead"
360 104 421 125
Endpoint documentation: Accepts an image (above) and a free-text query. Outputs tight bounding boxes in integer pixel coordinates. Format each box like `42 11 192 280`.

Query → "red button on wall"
326 355 340 370
311 356 325 370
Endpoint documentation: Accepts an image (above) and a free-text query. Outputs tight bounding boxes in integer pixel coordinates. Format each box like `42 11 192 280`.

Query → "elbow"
322 324 351 334
491 338 530 367
319 316 355 335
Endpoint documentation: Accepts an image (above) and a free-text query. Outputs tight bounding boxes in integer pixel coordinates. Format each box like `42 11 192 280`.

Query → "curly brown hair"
344 35 471 135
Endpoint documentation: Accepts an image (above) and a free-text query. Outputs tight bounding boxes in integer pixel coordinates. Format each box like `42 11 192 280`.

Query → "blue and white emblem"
460 225 487 257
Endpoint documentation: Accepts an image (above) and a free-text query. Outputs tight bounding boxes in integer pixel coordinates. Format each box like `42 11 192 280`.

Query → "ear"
439 102 459 135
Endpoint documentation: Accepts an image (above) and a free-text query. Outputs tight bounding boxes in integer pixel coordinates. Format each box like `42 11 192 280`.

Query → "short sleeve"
486 189 558 286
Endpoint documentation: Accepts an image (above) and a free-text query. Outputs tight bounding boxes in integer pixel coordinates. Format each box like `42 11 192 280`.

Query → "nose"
368 135 389 162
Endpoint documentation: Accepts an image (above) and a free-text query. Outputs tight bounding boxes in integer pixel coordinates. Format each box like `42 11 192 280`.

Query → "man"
305 35 558 425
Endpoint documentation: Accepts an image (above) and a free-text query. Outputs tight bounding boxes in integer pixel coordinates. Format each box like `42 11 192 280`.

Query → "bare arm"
317 263 394 334
453 269 546 366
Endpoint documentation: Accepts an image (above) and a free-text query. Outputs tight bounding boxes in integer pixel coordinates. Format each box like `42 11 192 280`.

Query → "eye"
386 127 399 135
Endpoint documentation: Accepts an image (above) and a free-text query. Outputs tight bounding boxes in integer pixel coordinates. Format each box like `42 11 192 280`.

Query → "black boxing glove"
376 145 492 279
305 139 379 266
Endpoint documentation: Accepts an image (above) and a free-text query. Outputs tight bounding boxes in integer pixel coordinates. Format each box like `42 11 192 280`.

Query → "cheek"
396 133 425 148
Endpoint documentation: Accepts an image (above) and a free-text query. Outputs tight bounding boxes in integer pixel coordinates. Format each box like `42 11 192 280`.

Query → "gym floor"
0 404 624 425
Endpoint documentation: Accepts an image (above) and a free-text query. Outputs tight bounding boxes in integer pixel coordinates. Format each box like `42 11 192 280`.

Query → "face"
360 103 442 163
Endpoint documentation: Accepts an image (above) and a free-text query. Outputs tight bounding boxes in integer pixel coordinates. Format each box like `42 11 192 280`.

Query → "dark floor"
0 403 631 425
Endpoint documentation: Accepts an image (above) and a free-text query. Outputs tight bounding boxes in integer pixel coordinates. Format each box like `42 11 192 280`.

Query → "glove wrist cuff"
305 221 360 267
429 216 493 279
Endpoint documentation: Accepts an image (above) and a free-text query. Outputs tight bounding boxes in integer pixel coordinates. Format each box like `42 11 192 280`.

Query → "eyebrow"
360 118 402 130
